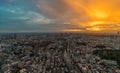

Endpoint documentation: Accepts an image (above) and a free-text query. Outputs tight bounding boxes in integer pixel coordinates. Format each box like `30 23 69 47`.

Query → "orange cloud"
37 0 120 33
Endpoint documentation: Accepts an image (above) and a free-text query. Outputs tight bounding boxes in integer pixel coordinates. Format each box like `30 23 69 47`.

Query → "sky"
0 0 120 33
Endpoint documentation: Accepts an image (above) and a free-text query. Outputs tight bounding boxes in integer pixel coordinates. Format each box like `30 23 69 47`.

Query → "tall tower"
118 31 120 50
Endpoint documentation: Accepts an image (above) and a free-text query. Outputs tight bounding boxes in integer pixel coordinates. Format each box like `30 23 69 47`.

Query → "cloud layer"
0 0 120 33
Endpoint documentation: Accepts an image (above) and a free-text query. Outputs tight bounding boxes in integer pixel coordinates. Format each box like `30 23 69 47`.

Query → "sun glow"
62 29 83 32
89 21 105 26
87 27 101 31
93 28 101 31
89 9 109 19
41 0 120 33
86 7 112 32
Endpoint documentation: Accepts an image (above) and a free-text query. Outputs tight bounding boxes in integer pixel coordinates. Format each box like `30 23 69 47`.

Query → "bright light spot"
63 22 71 24
89 8 109 19
62 29 83 32
93 10 108 19
89 21 105 26
87 27 101 31
92 27 101 31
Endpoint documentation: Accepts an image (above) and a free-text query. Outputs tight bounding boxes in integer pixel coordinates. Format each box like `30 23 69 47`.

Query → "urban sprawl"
0 33 120 73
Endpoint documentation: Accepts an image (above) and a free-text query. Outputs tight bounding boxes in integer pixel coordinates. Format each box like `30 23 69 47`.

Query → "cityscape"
0 33 120 73
0 0 120 73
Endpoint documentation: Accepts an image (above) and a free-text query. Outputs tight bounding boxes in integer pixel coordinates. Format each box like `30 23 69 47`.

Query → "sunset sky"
0 0 120 33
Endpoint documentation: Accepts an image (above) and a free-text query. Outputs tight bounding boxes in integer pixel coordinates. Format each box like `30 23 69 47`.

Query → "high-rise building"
118 31 120 49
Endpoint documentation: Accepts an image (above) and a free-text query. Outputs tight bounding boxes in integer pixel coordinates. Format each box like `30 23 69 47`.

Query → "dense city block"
0 33 120 73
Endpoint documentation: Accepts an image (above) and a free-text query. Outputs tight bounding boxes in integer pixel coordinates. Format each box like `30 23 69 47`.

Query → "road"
64 36 83 73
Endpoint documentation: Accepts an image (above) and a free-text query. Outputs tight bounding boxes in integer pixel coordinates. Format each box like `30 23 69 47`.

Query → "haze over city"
0 0 120 33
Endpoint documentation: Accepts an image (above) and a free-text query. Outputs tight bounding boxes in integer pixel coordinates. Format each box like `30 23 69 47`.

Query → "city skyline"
0 0 120 33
